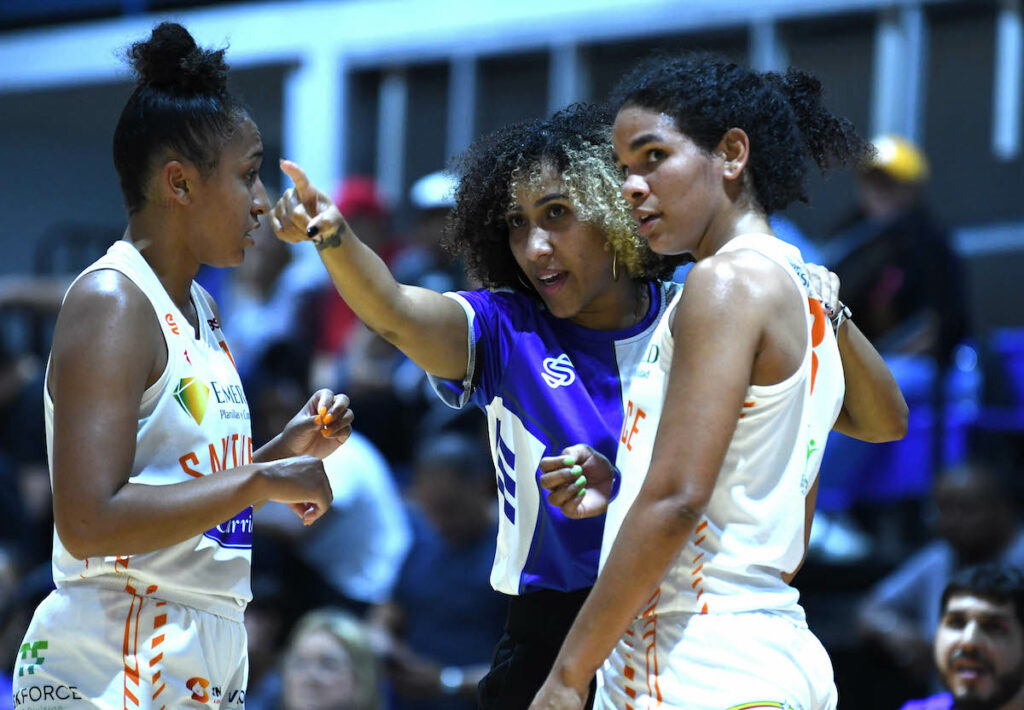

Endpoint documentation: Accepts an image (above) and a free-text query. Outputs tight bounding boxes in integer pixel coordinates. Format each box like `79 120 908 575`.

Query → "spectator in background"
311 176 404 387
828 134 967 365
860 463 1024 692
338 170 469 473
373 432 506 710
252 366 410 614
393 170 467 292
901 564 1024 710
277 608 384 710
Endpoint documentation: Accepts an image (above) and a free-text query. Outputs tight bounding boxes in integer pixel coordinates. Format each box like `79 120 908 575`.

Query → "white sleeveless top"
602 234 845 620
45 241 254 621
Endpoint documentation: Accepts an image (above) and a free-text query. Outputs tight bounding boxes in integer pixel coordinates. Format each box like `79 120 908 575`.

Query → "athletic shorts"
12 583 247 709
595 610 838 710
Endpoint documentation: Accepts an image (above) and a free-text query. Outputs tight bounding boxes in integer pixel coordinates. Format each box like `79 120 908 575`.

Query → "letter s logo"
187 677 210 702
541 353 576 389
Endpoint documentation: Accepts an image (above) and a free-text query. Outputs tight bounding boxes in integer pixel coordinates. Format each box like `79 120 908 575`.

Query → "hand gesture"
539 444 615 519
271 160 347 245
262 455 334 526
805 262 841 318
279 389 354 460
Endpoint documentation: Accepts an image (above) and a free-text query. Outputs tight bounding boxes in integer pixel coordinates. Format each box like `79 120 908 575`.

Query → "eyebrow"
629 133 663 151
534 192 568 207
248 147 264 161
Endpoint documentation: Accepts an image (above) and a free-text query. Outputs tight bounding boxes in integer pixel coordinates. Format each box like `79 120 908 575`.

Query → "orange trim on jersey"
218 340 237 369
638 588 663 705
807 297 827 394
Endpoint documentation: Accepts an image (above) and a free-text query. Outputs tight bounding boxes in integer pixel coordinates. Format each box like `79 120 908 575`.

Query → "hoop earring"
612 252 619 281
517 273 533 291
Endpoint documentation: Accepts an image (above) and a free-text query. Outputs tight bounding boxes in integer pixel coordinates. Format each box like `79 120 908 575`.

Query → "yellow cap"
867 134 929 183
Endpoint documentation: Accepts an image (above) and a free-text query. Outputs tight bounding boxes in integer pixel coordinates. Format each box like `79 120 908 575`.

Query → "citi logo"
541 353 576 388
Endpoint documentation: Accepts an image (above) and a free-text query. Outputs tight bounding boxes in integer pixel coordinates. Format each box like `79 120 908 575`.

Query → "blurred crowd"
0 135 1022 709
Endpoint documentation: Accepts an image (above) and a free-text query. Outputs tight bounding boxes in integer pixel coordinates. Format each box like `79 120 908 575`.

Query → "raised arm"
50 271 340 559
804 263 908 442
272 161 470 381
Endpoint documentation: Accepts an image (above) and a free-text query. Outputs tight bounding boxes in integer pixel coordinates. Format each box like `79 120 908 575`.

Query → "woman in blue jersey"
531 55 908 710
12 23 353 710
272 104 905 710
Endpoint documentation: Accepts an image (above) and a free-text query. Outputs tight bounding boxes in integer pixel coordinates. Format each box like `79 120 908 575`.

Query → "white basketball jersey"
603 234 844 618
44 240 254 621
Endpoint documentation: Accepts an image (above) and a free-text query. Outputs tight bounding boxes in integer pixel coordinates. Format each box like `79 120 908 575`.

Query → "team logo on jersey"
541 353 576 388
203 506 254 549
186 677 211 702
173 377 211 426
17 640 47 677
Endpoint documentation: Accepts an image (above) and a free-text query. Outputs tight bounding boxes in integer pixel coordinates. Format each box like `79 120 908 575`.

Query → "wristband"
830 300 852 333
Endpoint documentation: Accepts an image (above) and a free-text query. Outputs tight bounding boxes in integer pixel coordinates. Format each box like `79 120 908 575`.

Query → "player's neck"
123 215 199 314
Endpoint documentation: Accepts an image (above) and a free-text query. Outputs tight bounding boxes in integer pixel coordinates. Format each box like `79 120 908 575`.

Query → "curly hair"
444 103 680 292
610 52 873 214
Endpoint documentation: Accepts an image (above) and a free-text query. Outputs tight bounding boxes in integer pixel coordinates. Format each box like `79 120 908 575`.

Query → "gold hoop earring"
612 252 619 281
517 273 533 291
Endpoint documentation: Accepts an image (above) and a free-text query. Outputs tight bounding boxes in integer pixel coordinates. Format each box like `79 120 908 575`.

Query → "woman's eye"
246 169 258 185
507 214 525 229
647 148 666 163
547 204 566 219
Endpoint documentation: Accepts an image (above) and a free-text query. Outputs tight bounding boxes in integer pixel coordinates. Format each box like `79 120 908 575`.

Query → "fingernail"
570 465 583 476
576 488 586 498
563 456 576 466
318 406 327 416
307 225 319 238
575 475 586 487
314 416 322 427
324 413 334 424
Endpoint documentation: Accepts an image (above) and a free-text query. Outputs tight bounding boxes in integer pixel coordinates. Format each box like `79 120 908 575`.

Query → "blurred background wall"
0 0 1021 342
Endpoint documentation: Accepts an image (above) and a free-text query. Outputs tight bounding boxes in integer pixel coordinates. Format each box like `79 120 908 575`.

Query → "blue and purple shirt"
429 281 682 595
899 692 952 710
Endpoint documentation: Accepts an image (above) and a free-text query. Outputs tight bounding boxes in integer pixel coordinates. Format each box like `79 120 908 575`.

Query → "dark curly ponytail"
113 22 247 213
611 52 872 213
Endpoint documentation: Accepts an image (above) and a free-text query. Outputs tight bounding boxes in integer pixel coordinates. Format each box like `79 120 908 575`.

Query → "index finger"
280 159 315 206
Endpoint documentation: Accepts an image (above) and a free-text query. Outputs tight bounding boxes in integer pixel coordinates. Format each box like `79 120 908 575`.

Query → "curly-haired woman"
273 102 904 710
531 54 908 710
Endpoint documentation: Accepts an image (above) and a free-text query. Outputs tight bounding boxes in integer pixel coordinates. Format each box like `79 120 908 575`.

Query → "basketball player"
272 103 905 709
531 54 897 710
12 23 352 710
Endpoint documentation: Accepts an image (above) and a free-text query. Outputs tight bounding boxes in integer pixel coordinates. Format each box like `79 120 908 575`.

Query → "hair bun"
127 22 228 96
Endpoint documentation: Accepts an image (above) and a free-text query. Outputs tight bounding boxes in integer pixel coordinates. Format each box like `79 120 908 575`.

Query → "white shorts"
595 610 838 710
12 583 248 709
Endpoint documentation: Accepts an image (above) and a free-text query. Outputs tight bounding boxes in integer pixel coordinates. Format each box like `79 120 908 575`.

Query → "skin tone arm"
529 254 794 709
50 271 351 560
806 263 908 443
271 161 469 381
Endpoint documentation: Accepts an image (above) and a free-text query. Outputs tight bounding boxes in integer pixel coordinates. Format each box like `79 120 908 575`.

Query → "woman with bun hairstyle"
12 23 352 709
531 54 906 710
